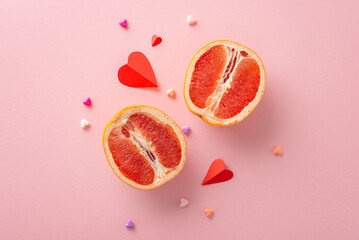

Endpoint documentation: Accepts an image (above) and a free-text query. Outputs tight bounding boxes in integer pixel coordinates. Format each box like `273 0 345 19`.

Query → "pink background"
1 0 359 239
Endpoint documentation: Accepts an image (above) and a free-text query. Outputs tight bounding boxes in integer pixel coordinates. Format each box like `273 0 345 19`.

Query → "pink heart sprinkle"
83 98 92 106
119 19 127 28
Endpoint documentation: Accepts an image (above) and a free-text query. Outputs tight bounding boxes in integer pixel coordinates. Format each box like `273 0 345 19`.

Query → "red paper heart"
118 51 157 88
151 35 162 47
202 159 233 185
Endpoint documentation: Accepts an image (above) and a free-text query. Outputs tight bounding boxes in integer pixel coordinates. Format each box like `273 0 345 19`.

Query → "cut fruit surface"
103 105 187 190
184 40 266 126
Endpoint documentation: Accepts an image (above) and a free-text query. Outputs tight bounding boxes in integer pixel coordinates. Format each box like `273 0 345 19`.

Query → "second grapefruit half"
103 105 187 190
184 40 266 126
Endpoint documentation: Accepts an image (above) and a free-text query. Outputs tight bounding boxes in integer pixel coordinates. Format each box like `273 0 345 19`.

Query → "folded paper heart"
202 159 233 185
151 35 162 47
118 52 157 88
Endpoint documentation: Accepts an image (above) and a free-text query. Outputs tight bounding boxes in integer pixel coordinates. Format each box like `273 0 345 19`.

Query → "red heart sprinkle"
151 35 162 47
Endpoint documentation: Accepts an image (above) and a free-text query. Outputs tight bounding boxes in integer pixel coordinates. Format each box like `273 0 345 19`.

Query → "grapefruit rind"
103 105 187 190
184 40 266 126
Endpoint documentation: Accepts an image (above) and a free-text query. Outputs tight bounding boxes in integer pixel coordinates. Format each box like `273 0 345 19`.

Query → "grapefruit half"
184 40 266 126
103 105 187 190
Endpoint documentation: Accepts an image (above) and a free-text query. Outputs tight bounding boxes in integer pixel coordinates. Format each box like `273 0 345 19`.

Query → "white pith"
184 40 266 126
206 46 240 115
103 106 187 190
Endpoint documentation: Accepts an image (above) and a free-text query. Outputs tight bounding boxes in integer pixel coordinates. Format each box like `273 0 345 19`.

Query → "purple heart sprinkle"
125 219 134 228
181 126 191 135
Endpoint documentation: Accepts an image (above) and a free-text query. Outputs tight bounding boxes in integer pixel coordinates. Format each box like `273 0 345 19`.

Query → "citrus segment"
189 45 228 108
129 113 182 168
103 105 187 190
214 58 260 119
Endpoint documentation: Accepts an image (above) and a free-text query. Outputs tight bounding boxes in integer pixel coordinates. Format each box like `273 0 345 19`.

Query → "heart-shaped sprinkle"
80 119 90 129
125 219 134 228
187 15 196 25
179 197 189 207
204 208 213 217
166 88 176 98
83 97 91 106
202 159 233 185
119 19 128 28
118 51 157 88
151 35 162 47
181 126 191 135
273 146 282 155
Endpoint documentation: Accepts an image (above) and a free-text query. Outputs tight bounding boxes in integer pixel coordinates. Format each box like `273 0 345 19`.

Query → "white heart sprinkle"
187 15 196 25
81 119 90 128
179 197 189 207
